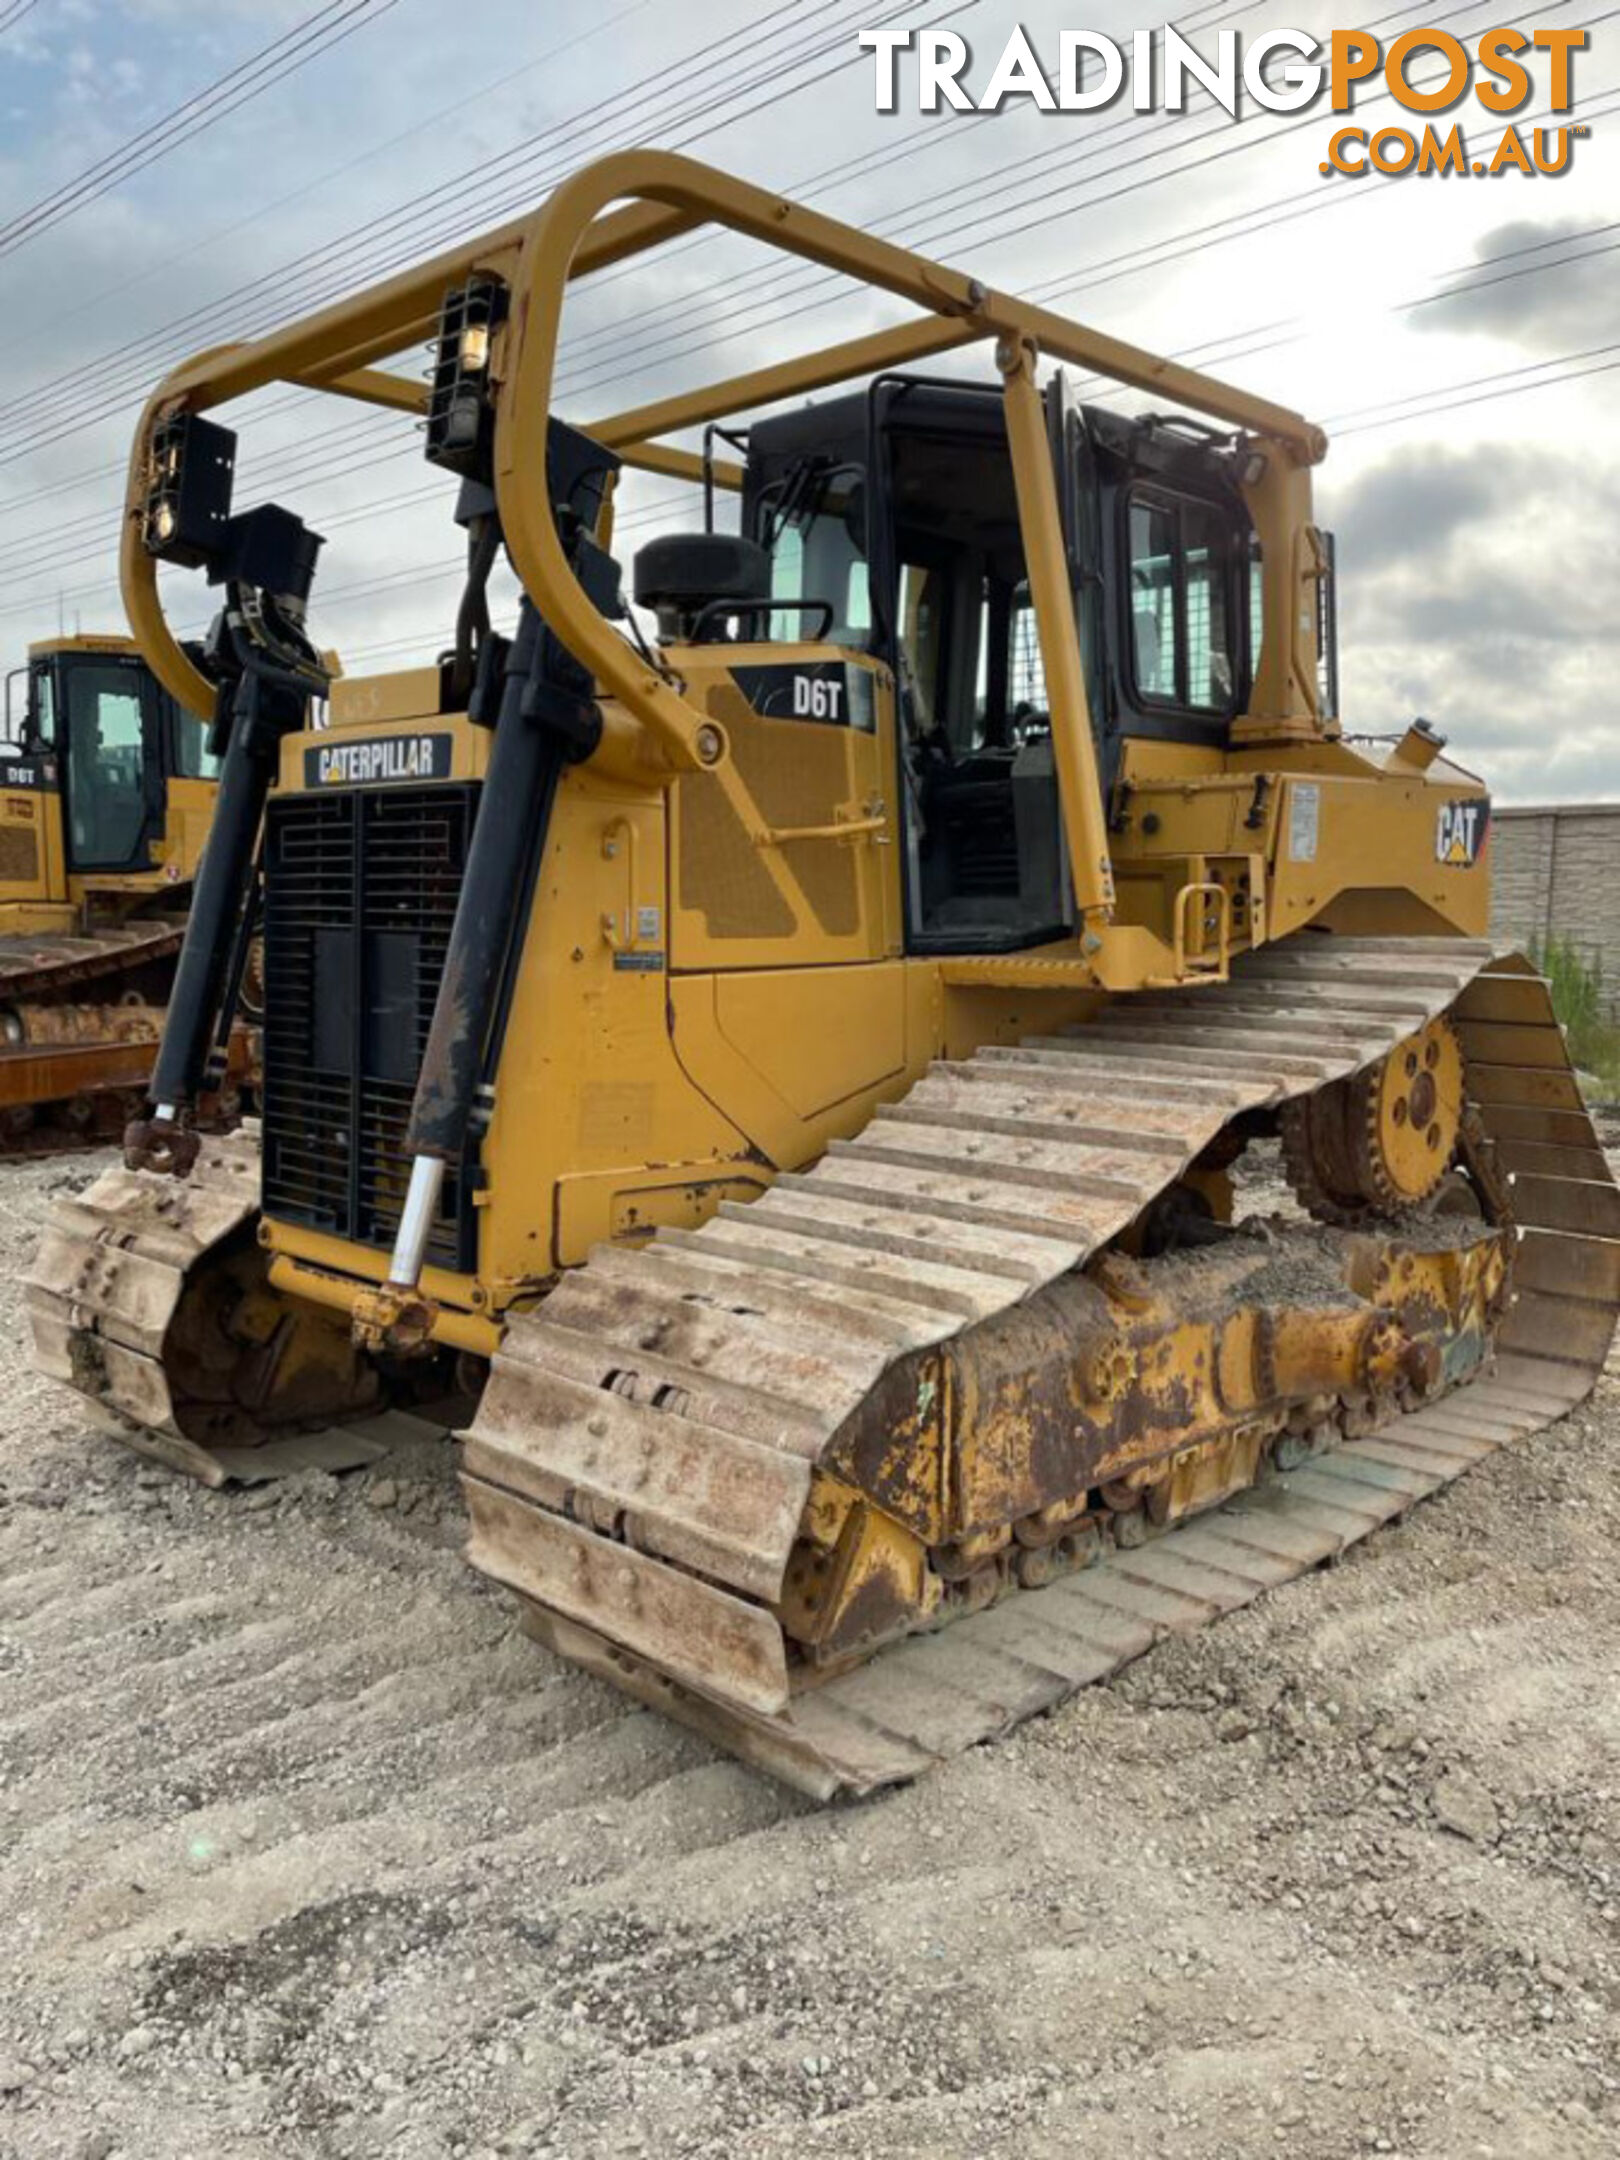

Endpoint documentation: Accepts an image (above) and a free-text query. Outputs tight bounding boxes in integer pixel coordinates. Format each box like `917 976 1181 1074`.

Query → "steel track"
25 940 1620 1795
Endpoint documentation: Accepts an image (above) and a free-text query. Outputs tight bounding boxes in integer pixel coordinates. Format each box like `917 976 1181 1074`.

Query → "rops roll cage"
120 147 1330 931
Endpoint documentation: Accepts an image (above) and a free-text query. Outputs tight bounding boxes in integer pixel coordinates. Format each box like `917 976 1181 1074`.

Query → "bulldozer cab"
2 637 222 912
740 379 1273 955
13 636 219 877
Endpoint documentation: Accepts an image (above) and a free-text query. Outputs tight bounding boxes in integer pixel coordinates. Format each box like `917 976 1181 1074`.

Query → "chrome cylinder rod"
387 1154 447 1289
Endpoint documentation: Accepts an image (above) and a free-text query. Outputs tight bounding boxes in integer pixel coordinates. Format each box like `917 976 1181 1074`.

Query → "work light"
425 276 509 480
142 412 236 566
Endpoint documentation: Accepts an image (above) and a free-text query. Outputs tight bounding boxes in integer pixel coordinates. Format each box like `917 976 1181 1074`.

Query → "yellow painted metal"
591 317 981 454
1373 1019 1466 1200
244 653 1489 1319
1316 1018 1466 1211
785 1218 1509 1661
328 667 445 727
118 146 1321 748
1113 737 1491 944
266 1215 507 1318
7 634 218 918
268 1253 500 1357
101 144 1496 1340
996 334 1115 925
1235 449 1331 740
616 440 744 491
664 644 900 974
277 707 490 792
27 632 146 660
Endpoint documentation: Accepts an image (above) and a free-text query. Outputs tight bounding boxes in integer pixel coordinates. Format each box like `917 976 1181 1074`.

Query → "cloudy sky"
0 0 1613 799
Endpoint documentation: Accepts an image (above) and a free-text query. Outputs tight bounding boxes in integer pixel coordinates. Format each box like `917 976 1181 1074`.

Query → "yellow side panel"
1267 773 1490 940
0 792 54 903
478 776 759 1289
716 962 906 1123
328 667 444 727
554 1166 771 1263
156 776 218 883
1112 742 1492 959
0 902 76 934
671 962 931 1170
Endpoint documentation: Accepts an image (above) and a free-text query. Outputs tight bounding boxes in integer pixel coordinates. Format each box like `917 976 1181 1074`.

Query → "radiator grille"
261 783 480 1268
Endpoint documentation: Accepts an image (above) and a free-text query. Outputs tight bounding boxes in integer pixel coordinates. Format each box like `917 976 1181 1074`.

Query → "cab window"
771 518 871 643
1126 490 1237 714
897 559 947 738
1007 586 1047 717
65 661 148 867
31 663 54 751
171 708 221 779
1128 500 1177 702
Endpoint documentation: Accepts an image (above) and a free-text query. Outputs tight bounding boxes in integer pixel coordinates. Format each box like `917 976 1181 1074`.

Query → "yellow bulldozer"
28 152 1620 1796
0 631 251 1147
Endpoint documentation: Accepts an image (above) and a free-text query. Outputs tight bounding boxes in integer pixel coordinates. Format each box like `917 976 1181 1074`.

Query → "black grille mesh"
262 783 480 1268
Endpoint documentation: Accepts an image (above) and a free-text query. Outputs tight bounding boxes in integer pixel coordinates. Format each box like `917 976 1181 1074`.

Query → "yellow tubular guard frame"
119 149 1330 928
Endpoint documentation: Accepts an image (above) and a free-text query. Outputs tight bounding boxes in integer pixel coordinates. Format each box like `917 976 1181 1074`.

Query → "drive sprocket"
1281 1016 1465 1223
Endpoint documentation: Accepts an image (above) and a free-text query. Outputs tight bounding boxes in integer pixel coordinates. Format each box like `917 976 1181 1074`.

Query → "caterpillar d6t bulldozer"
0 632 249 1148
28 152 1620 1796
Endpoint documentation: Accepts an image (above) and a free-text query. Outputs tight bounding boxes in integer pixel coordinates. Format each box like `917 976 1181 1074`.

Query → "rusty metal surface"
0 924 240 1151
32 938 1620 1788
0 921 184 1001
461 939 1500 1645
521 1357 1598 1799
25 1127 263 1451
0 1030 252 1156
0 1033 237 1114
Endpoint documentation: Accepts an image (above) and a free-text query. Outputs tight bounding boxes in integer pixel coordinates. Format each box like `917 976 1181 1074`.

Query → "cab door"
55 649 164 873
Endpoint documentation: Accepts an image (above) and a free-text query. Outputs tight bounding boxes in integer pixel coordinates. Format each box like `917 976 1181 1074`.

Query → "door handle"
753 804 890 847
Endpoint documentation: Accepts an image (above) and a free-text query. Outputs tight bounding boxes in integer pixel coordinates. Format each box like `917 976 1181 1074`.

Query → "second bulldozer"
0 633 249 1147
28 151 1620 1796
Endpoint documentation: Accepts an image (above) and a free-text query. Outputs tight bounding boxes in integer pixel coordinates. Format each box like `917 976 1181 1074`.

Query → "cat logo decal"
1436 798 1490 867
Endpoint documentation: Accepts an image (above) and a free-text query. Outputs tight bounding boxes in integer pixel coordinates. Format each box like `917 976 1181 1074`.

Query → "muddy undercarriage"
25 939 1620 1795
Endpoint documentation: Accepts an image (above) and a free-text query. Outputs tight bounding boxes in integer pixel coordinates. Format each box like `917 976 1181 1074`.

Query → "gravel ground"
2 1141 1618 2160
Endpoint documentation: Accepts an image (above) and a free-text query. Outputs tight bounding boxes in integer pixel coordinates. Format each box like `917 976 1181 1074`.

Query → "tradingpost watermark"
858 24 1590 177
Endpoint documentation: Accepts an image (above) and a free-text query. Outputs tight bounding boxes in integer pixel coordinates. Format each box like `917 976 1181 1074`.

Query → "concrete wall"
1490 804 1620 1013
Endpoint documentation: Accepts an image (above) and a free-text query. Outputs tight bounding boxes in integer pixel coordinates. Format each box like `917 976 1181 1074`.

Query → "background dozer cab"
0 632 250 1146
27 150 1620 1798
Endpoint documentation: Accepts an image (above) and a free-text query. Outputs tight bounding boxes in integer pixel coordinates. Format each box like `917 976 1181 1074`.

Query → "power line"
6 325 1616 636
3 0 1605 621
574 0 1235 304
0 0 888 449
0 3 925 601
0 0 40 34
0 2 401 262
0 0 657 370
236 339 1620 666
0 13 1244 589
0 0 1506 477
8 76 1614 602
556 0 1581 405
1328 338 1620 431
553 3 1256 395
